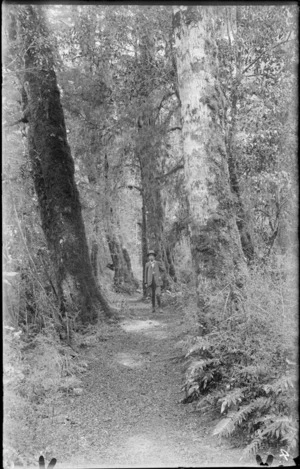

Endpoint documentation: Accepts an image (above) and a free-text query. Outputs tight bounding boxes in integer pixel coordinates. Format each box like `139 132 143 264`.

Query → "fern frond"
252 413 277 425
260 416 296 440
237 364 269 378
187 358 219 379
202 370 214 389
213 396 273 439
232 397 272 427
286 426 299 451
218 387 246 414
181 378 201 403
263 375 294 395
185 337 212 358
243 434 264 458
185 383 200 399
196 391 221 411
212 416 236 437
243 416 298 459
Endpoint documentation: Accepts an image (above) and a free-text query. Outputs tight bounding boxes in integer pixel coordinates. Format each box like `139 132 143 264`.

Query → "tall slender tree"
133 8 179 289
173 6 248 332
11 5 116 324
218 7 256 262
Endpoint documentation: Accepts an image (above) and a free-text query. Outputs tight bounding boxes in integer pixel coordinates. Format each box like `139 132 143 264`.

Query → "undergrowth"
3 321 88 468
180 256 298 459
3 220 117 467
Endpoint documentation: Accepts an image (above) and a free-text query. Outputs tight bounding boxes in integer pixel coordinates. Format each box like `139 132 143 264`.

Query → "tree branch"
167 126 182 133
156 160 184 180
5 117 28 127
242 32 292 76
127 184 143 192
160 105 180 130
124 162 141 170
116 184 143 193
154 90 176 123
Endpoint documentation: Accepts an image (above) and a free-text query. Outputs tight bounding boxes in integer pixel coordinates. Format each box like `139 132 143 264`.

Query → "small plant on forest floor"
180 261 298 458
3 323 88 468
73 322 115 347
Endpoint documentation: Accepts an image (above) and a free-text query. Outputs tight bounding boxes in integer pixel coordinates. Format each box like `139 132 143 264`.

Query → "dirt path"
53 296 253 468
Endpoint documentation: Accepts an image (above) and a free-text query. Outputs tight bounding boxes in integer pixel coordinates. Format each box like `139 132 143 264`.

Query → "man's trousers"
150 279 161 309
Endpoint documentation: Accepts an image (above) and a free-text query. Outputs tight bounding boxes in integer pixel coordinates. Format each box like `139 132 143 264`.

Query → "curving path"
52 295 252 468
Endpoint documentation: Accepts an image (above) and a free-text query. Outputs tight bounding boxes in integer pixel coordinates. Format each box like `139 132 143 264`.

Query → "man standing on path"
144 250 164 313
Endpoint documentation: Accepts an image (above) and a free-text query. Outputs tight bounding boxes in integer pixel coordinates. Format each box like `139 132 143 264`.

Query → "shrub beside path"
50 295 254 468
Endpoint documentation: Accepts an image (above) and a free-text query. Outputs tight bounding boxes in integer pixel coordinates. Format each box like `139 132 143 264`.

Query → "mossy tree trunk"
122 246 139 289
226 87 256 263
15 5 115 324
137 129 171 289
164 245 177 282
141 191 148 298
107 233 139 293
134 21 175 290
103 145 138 293
138 128 164 255
173 6 248 332
223 7 256 263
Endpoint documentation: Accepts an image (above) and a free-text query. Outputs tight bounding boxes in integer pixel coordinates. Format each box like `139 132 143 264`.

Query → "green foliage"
181 261 298 455
218 387 246 414
244 415 298 458
4 324 87 467
216 5 297 259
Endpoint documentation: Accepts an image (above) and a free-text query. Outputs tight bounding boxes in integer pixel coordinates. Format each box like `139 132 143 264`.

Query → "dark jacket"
145 260 164 287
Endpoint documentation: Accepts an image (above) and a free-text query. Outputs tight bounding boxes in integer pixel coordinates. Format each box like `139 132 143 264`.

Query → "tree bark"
138 129 164 256
226 96 256 262
223 7 256 263
173 6 248 332
15 5 115 324
90 241 99 278
141 191 149 297
164 245 177 282
122 246 140 289
102 142 139 294
137 133 172 289
107 233 139 293
134 18 175 290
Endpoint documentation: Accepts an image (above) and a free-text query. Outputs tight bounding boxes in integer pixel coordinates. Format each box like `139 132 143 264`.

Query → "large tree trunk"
102 142 139 294
122 245 139 289
15 5 115 324
137 112 175 289
134 19 174 290
138 128 164 256
173 6 248 332
141 192 149 298
164 245 177 282
107 233 139 293
138 132 172 289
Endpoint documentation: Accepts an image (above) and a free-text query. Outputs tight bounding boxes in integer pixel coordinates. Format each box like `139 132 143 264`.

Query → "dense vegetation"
3 4 298 467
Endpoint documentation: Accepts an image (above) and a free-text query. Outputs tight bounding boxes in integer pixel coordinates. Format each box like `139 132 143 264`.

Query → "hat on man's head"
147 250 156 257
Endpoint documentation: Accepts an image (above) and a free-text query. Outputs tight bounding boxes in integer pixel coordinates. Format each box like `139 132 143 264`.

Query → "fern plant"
182 357 219 403
218 387 246 414
243 415 298 458
213 397 272 437
180 264 298 455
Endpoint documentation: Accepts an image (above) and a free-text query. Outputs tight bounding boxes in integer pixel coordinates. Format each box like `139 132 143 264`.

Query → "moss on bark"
16 5 116 325
174 5 248 332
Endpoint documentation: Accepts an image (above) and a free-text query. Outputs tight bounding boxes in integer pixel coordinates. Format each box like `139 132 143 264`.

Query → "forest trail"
53 295 252 468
